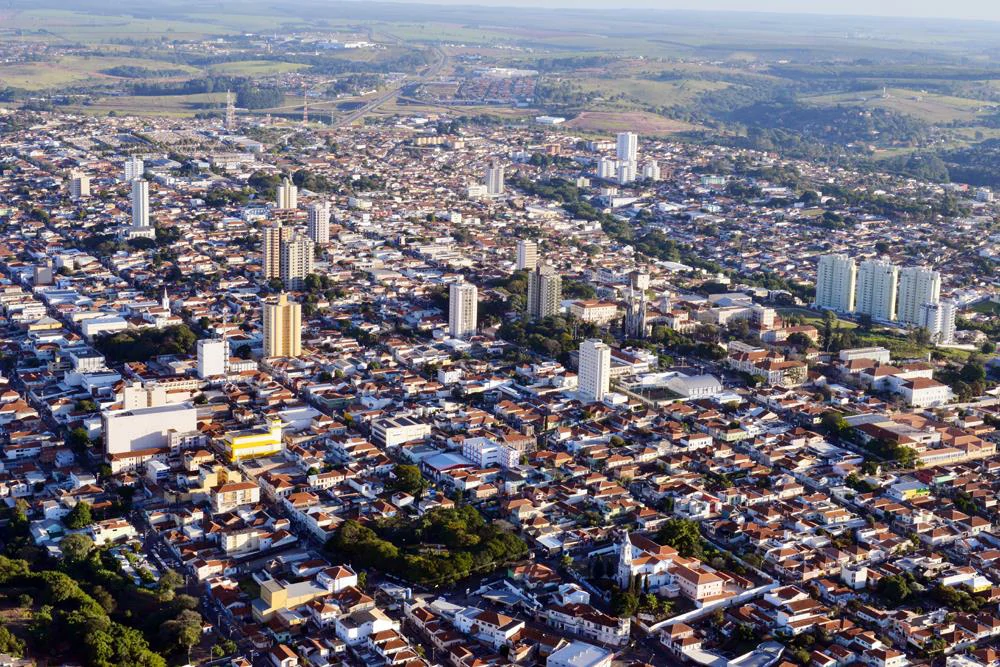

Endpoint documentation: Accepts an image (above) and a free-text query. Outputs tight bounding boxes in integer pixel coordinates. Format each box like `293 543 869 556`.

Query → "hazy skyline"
379 0 1000 22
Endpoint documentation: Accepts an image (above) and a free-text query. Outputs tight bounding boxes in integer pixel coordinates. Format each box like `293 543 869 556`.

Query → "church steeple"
161 287 170 312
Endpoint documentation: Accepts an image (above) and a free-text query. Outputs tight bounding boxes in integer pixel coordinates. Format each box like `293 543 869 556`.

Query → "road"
331 46 447 128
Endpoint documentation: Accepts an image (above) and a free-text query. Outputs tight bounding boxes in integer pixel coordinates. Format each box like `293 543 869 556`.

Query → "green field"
801 87 993 124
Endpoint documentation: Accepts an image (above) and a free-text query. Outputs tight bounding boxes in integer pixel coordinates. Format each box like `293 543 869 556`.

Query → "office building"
307 201 330 244
263 293 302 358
279 234 314 290
897 266 941 326
528 263 561 320
69 172 90 200
197 339 227 379
579 339 611 402
516 239 538 271
485 161 505 196
616 132 638 163
449 281 478 339
919 301 957 344
124 156 143 182
855 259 898 322
815 254 857 313
131 179 150 229
262 223 293 280
276 177 298 210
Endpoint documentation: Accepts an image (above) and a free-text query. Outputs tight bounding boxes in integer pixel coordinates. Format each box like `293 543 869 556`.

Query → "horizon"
346 0 1000 23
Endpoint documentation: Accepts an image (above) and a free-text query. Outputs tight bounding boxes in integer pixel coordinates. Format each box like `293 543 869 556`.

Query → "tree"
821 411 850 439
0 625 25 657
610 587 640 617
64 502 93 529
160 609 202 658
60 533 94 562
157 569 184 602
877 574 911 605
656 519 705 559
389 464 429 499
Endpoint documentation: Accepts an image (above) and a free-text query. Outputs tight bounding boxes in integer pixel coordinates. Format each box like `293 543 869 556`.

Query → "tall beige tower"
262 223 292 280
263 293 302 358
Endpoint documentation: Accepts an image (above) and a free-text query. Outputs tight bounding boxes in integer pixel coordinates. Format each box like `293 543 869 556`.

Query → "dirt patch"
566 111 699 135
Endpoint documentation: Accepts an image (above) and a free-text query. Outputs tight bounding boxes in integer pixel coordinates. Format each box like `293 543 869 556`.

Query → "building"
597 157 617 180
547 641 613 667
280 234 314 290
131 179 150 229
449 281 478 339
624 270 649 339
461 436 518 469
569 300 618 324
263 293 302 358
276 177 297 210
616 132 638 163
121 382 168 410
485 161 505 196
815 253 856 313
262 223 293 280
897 266 941 326
371 416 431 447
69 172 90 200
528 263 561 320
579 339 611 402
642 160 661 181
516 239 538 271
103 402 197 456
617 160 636 185
919 300 957 344
223 418 284 461
855 259 898 321
197 339 227 379
124 156 143 182
307 201 330 244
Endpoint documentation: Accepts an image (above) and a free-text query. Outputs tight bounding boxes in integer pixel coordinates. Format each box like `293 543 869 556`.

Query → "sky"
381 0 1000 22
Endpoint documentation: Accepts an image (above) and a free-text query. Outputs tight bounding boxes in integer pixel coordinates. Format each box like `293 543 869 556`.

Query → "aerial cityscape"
0 1 999 666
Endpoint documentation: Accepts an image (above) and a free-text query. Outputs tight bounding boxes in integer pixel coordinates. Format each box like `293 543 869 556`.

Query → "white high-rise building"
919 301 957 344
617 161 636 185
131 179 150 229
616 132 638 163
516 239 538 271
124 157 144 182
70 172 90 200
449 281 478 339
280 235 314 290
528 263 561 320
897 266 941 326
579 339 611 402
485 161 505 196
276 178 298 210
597 157 617 180
197 339 227 379
642 160 661 182
855 259 898 322
815 254 857 313
307 202 330 244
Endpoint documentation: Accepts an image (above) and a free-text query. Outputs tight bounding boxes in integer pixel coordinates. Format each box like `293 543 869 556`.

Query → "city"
0 2 998 667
